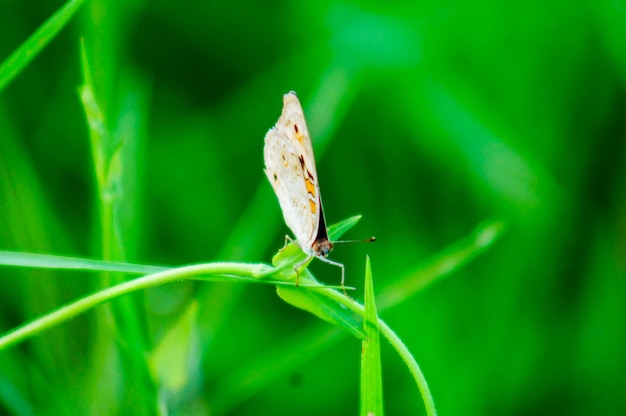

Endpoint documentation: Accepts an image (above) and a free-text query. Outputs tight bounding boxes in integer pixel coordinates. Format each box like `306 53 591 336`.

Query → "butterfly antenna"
333 236 376 244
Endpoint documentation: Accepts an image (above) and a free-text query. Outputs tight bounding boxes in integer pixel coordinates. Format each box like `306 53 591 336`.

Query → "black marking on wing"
314 197 329 245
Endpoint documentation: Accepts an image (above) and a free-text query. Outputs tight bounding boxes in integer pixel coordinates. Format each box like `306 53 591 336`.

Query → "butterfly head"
312 238 334 258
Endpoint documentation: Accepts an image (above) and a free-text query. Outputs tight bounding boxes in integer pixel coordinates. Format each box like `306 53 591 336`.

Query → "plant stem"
0 262 271 350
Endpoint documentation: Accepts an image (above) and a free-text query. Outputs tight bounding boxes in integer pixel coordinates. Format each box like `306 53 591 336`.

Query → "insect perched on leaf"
263 91 374 288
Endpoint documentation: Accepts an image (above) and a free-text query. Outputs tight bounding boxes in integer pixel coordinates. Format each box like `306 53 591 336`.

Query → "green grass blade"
378 319 437 416
360 256 384 416
0 251 344 352
0 262 274 351
0 250 167 274
317 278 436 415
80 35 156 412
328 214 363 240
377 219 506 309
0 217 501 413
254 219 504 413
268 220 505 415
0 0 84 92
277 281 366 340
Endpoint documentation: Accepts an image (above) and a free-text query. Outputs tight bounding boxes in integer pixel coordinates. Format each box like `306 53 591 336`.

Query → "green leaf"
360 256 384 416
0 0 85 92
277 279 366 340
327 214 363 241
273 216 367 338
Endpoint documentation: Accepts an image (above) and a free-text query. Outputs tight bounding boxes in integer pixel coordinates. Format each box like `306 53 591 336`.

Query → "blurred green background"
1 0 626 414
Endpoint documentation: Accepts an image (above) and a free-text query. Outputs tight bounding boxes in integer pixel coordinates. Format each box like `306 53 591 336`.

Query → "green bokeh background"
1 0 625 414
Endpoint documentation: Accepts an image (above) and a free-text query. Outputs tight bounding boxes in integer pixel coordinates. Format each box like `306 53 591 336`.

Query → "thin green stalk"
378 320 436 416
0 0 85 92
0 262 271 351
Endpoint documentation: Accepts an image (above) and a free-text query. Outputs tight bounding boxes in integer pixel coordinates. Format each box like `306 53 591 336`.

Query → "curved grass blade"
277 279 365 340
377 219 506 309
247 220 503 415
0 262 281 351
0 0 85 92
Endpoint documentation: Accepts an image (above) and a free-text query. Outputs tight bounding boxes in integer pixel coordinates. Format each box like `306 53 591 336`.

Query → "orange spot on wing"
309 199 317 214
304 177 316 197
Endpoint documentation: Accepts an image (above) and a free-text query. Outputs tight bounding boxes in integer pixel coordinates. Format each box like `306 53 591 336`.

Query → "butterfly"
264 91 369 287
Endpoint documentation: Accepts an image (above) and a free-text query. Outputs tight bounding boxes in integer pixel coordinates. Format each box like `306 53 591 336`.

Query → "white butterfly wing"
264 92 321 253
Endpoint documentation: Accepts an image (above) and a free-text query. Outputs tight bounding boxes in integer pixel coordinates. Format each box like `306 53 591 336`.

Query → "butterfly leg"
316 256 347 295
293 254 313 287
279 235 295 252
